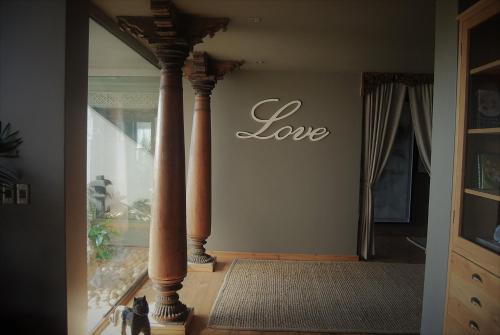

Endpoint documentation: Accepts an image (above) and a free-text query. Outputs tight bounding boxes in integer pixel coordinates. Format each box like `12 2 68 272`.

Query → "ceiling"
90 0 436 75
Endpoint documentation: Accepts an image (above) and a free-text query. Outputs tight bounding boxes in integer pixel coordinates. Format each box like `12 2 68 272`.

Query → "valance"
361 72 433 96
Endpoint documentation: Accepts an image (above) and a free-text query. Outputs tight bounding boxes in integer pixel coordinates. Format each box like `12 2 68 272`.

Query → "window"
136 121 152 151
87 18 159 332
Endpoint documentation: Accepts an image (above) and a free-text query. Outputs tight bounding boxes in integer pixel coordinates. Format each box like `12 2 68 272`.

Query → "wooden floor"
105 255 365 335
100 227 426 335
101 243 425 335
372 223 427 265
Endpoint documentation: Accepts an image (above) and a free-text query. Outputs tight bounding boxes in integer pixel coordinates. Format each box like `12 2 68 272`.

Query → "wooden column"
186 83 214 264
148 62 188 322
185 53 243 266
118 1 228 324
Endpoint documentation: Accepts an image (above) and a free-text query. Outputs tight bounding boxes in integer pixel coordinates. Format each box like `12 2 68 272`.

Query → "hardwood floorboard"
371 224 426 264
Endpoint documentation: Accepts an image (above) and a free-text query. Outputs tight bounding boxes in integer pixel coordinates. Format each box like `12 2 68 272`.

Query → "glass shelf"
461 193 500 255
469 12 500 69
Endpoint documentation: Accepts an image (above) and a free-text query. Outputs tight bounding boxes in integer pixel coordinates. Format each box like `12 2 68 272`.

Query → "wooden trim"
464 188 500 201
65 1 90 334
89 2 159 69
452 240 500 277
470 58 500 74
457 0 500 22
467 127 500 134
91 271 150 335
449 12 470 269
209 250 359 262
445 6 474 330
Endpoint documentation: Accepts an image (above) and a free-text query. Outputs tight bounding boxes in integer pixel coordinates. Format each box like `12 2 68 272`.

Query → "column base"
149 306 194 335
188 256 216 272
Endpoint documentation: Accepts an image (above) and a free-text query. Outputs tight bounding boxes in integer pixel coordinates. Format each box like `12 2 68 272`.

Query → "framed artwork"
476 89 500 128
476 152 500 191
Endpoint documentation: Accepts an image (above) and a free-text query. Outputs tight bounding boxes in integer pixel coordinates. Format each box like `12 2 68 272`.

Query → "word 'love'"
235 99 331 142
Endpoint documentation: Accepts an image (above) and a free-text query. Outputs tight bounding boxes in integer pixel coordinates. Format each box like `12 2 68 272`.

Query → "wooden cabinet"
446 253 500 333
444 1 500 334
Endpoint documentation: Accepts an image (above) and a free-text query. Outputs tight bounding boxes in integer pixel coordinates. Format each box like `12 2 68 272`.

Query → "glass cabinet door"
461 11 500 254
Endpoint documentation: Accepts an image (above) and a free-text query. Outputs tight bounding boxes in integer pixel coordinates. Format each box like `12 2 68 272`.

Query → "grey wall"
0 0 88 333
0 1 67 331
421 0 458 333
183 71 362 255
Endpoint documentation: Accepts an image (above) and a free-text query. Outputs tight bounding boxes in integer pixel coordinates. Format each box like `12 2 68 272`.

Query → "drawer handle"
470 297 482 307
469 320 480 331
471 273 483 283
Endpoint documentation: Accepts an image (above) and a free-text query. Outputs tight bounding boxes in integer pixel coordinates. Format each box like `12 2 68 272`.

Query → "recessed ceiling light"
255 60 265 64
248 17 262 23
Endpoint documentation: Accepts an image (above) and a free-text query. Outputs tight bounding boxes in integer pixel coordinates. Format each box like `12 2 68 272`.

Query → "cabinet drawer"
447 252 500 334
445 312 476 335
447 292 499 334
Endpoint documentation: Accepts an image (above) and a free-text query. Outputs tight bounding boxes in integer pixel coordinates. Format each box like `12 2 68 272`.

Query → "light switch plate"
2 185 15 204
16 184 30 205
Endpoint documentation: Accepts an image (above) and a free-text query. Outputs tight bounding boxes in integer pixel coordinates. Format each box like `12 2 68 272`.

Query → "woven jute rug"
208 259 424 333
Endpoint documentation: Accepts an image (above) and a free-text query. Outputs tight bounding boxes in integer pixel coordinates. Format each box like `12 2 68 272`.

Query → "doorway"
372 98 430 263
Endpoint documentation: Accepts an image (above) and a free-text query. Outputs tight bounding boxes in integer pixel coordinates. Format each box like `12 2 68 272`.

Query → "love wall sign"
235 98 331 142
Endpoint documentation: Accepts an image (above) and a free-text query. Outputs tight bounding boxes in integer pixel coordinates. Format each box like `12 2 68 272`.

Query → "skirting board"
208 250 359 262
188 256 217 272
149 307 194 335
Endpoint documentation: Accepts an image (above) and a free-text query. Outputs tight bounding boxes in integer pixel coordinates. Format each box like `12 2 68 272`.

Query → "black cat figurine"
110 296 151 335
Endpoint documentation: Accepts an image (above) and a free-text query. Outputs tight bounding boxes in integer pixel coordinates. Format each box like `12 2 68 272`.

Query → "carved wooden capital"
117 0 229 69
184 52 244 95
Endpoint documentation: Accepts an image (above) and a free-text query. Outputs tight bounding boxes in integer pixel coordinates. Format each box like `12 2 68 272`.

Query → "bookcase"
444 0 500 333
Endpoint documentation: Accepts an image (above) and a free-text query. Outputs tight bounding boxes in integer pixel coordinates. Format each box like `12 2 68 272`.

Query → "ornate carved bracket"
361 72 434 96
184 52 244 95
117 0 229 69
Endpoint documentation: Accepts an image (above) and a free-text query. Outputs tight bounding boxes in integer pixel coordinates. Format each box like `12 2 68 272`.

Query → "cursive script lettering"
236 98 331 142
